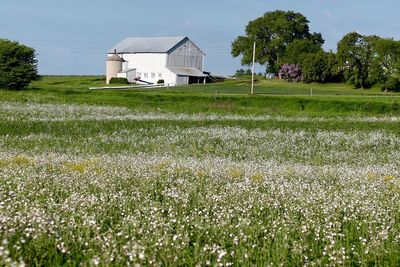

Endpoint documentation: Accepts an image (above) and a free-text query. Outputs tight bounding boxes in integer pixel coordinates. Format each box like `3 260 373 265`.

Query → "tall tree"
371 38 400 91
0 39 39 90
297 51 342 83
299 51 329 83
337 32 378 88
373 38 400 80
231 10 323 74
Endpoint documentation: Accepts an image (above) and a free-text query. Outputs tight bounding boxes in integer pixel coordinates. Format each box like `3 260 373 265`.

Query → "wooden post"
251 41 256 95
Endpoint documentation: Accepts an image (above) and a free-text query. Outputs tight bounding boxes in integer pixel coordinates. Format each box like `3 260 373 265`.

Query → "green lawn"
27 75 395 96
0 76 398 117
173 78 391 96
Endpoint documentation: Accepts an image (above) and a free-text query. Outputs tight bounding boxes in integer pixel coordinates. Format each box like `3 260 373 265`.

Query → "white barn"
106 36 206 86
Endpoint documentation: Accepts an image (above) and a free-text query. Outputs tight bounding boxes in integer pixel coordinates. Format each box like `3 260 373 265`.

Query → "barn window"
144 73 148 78
151 73 155 79
158 73 162 78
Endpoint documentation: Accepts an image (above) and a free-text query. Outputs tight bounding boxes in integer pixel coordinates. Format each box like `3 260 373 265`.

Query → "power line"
16 38 112 44
36 50 106 55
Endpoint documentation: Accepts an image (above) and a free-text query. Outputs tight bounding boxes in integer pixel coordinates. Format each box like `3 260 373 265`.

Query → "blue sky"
1 0 399 75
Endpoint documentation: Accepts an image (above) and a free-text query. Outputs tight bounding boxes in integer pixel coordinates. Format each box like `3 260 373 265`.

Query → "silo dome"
107 52 124 62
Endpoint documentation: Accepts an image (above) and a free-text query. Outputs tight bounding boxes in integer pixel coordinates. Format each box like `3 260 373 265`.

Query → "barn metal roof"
108 36 189 54
167 67 207 77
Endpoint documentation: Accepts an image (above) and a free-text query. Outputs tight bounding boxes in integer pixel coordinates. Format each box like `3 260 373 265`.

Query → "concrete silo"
106 50 124 84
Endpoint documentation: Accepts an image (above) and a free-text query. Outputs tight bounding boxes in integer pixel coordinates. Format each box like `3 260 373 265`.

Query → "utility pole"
251 41 256 95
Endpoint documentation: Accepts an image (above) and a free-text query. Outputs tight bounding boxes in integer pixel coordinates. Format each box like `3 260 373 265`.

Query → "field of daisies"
0 100 400 266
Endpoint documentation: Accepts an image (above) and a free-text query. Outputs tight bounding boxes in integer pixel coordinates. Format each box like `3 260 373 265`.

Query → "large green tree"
372 38 400 90
337 32 379 89
375 38 400 75
0 39 39 90
300 51 329 83
298 51 342 83
231 10 323 73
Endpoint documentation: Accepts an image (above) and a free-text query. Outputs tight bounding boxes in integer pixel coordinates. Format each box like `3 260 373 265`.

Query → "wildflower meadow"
0 100 399 266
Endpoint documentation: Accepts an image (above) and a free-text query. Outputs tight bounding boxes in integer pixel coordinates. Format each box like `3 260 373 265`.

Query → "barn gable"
167 39 204 70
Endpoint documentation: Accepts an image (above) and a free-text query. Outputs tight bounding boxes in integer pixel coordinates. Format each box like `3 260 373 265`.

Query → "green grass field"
1 76 399 117
0 76 400 266
27 75 397 95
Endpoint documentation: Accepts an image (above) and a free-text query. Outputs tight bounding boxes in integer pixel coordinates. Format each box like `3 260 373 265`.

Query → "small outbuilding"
106 36 206 86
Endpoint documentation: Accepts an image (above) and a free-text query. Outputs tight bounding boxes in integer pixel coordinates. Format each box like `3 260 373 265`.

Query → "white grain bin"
106 50 124 84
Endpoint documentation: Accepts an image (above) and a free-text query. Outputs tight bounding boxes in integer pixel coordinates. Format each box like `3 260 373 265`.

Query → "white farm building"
106 36 206 86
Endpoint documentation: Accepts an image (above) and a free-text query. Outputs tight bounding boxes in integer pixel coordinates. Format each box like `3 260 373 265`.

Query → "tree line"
231 10 400 91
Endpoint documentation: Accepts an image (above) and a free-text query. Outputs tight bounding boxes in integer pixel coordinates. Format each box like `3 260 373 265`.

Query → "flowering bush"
279 64 302 82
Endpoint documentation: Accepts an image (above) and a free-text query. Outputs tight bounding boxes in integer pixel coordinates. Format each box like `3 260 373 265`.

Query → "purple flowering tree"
278 64 302 82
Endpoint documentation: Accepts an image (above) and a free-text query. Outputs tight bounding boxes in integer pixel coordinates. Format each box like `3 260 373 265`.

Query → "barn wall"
119 53 181 85
116 69 137 83
176 76 189 86
117 70 136 83
126 70 137 83
122 53 167 71
163 70 178 86
121 53 169 84
167 39 204 70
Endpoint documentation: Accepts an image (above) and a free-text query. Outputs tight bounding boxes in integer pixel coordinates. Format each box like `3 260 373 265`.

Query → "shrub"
279 64 301 82
382 77 400 92
0 39 39 90
234 69 252 77
157 79 165 84
109 77 129 84
234 68 245 77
